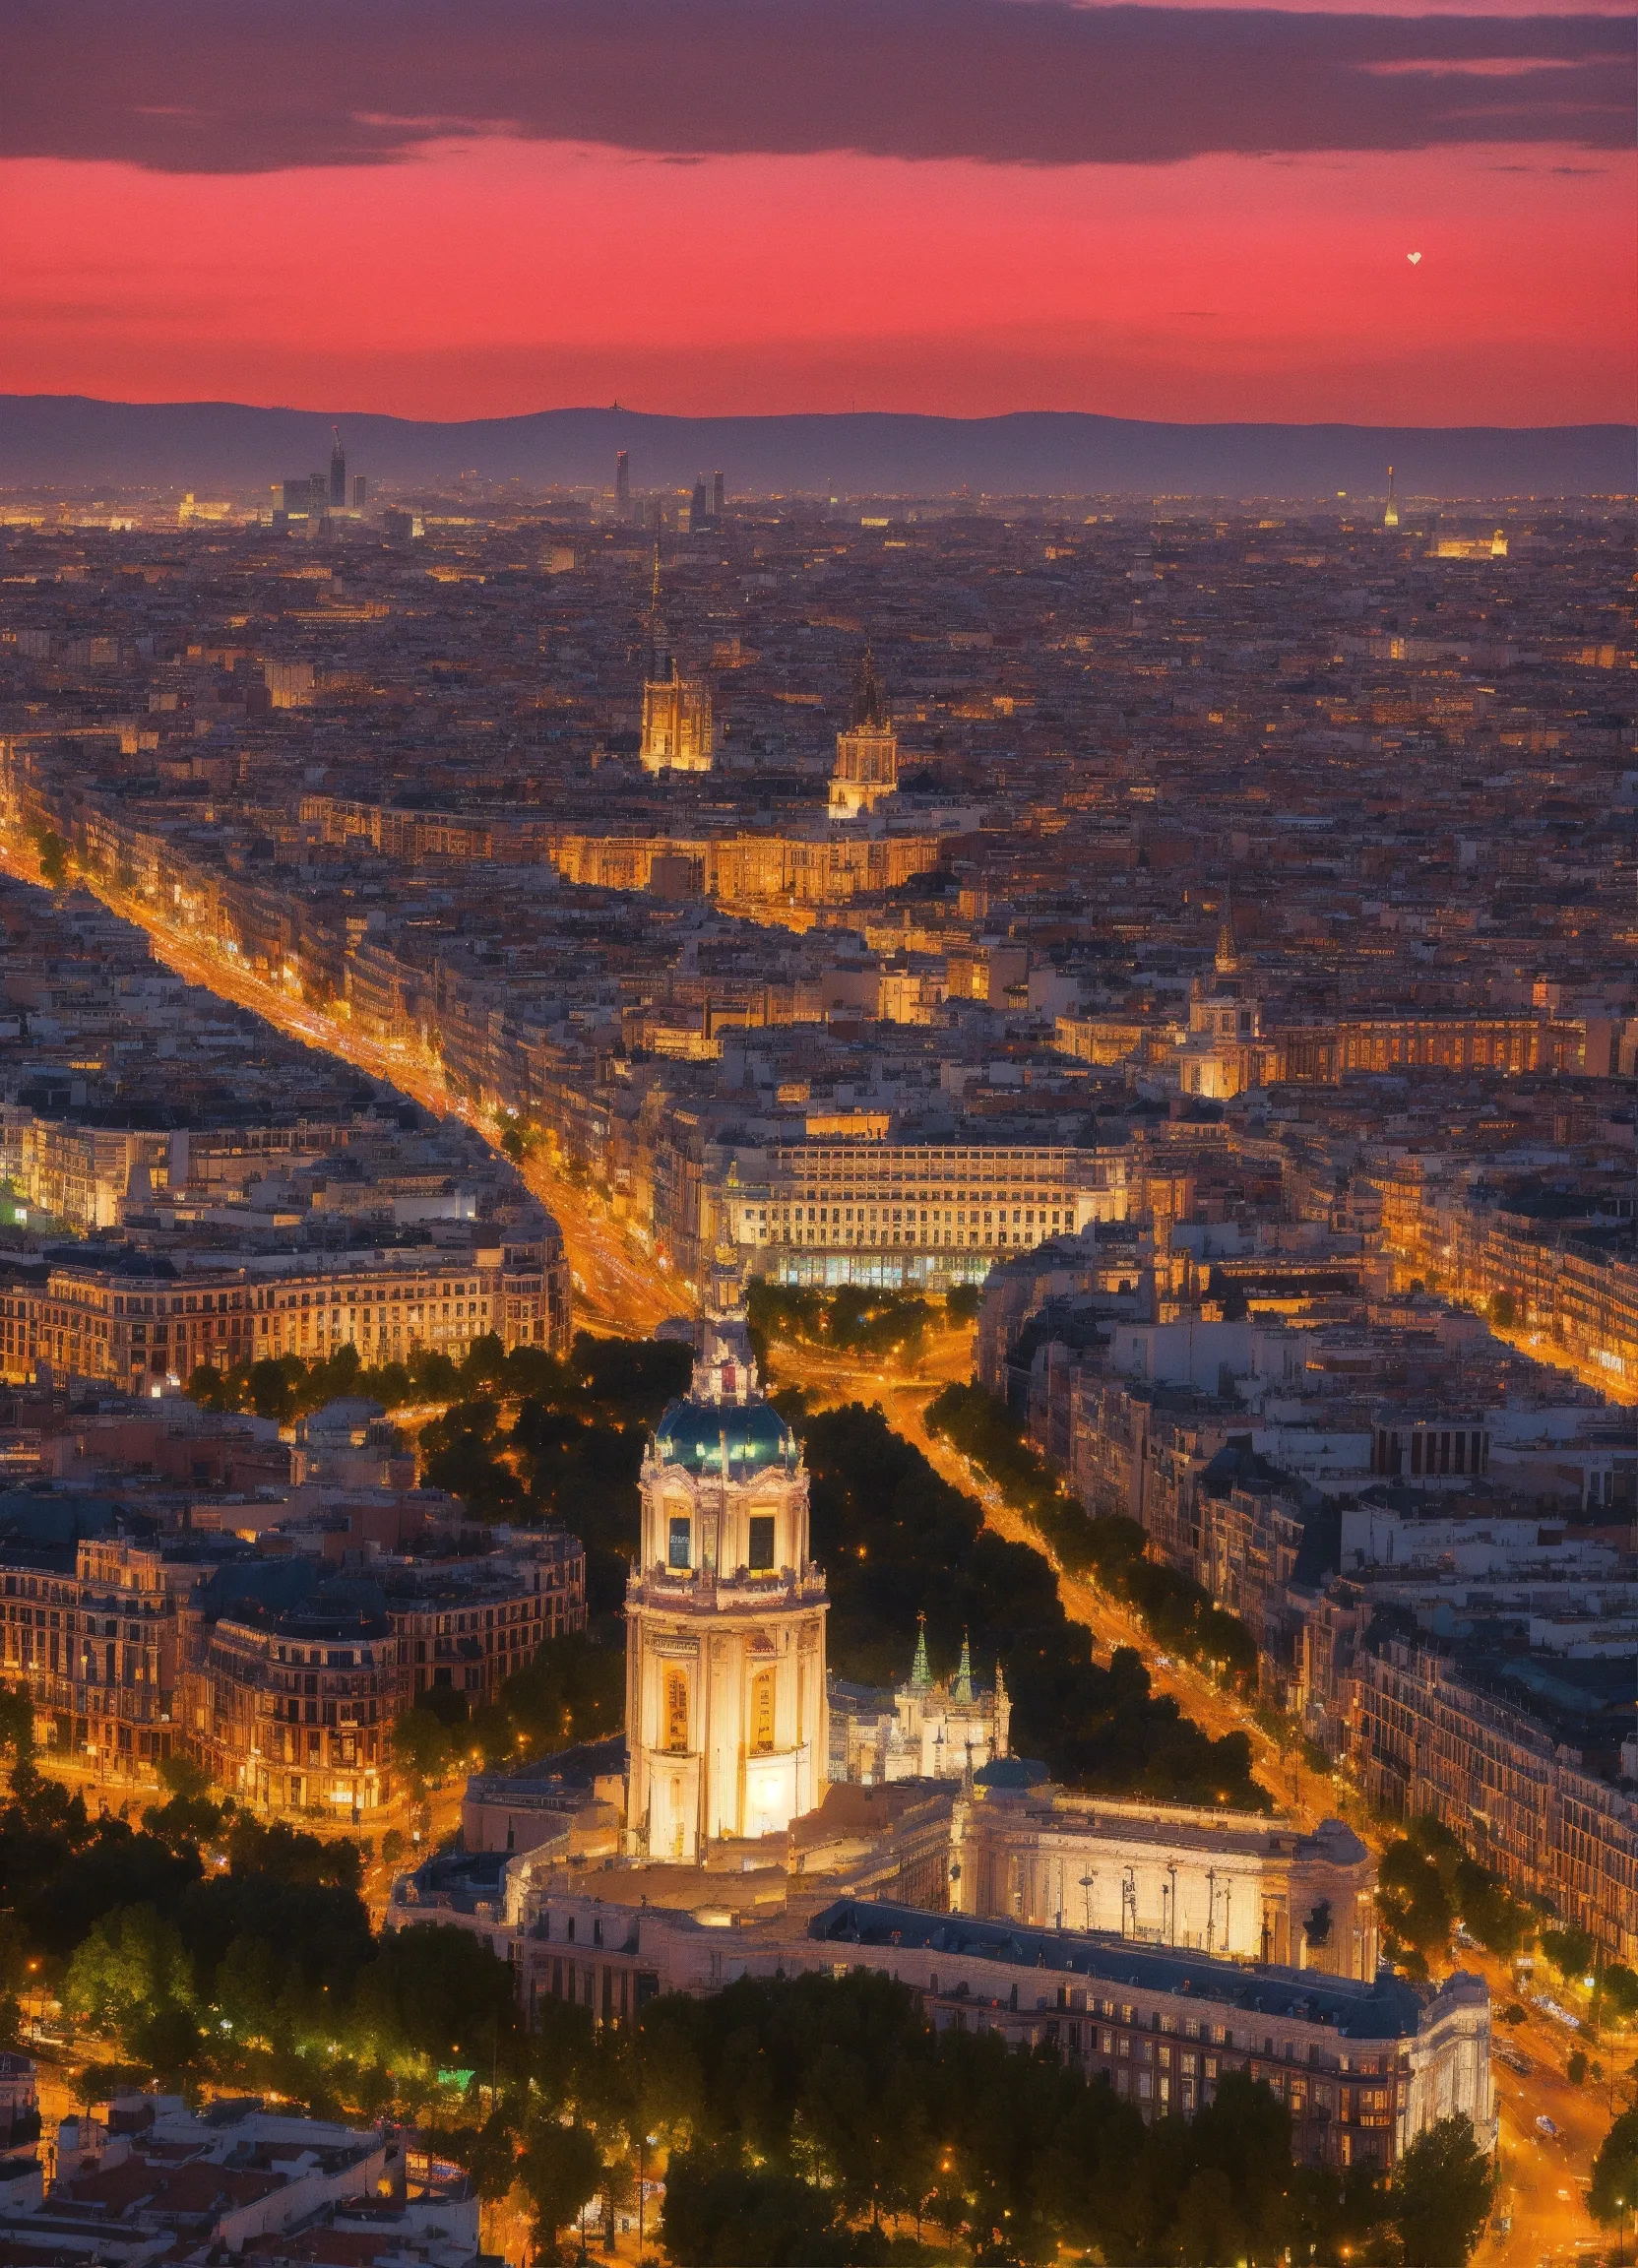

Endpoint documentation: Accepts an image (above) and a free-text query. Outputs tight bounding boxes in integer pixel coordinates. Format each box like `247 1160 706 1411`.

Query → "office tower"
689 477 709 532
308 472 328 513
351 474 368 509
281 477 310 516
713 470 725 517
828 648 900 818
329 427 346 509
615 449 630 519
624 1253 827 1858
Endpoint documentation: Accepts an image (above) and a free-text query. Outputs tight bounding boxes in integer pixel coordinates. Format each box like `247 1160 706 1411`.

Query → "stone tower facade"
639 547 714 773
625 1262 827 1859
828 649 898 818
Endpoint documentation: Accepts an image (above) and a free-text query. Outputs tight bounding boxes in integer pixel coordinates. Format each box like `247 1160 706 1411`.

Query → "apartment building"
1347 1642 1638 1967
0 1534 226 1773
0 1234 568 1391
189 1604 400 1817
182 1532 587 1815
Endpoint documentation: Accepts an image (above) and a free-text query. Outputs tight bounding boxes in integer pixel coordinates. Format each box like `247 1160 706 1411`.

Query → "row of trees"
748 1284 975 1365
186 1327 691 1434
923 1381 1261 1685
437 1967 1496 2267
798 1400 1268 1809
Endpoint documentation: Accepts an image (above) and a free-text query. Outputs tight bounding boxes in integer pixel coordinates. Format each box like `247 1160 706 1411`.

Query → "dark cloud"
5 0 1631 171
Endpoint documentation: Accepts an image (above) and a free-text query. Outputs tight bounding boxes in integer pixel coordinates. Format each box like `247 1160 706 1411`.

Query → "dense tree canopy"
1375 1814 1535 1977
803 1401 1266 1808
1590 2108 1638 2233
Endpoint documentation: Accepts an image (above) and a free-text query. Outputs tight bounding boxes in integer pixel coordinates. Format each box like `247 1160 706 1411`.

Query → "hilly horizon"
1 395 1630 501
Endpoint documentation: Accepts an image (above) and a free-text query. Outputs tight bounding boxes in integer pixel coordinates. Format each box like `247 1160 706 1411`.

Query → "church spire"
851 647 888 728
911 1612 930 1693
954 1630 974 1704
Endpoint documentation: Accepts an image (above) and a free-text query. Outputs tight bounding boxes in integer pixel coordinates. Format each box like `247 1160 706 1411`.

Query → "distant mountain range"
0 395 1631 499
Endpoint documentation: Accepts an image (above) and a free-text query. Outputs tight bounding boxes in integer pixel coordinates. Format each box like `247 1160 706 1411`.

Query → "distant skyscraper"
689 477 710 532
1383 466 1399 530
616 449 631 518
712 470 725 517
329 427 346 510
281 477 310 517
351 473 368 509
308 472 328 513
640 545 714 773
829 649 899 819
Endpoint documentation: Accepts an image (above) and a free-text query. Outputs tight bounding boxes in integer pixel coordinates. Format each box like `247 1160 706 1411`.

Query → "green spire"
911 1612 930 1692
954 1631 973 1704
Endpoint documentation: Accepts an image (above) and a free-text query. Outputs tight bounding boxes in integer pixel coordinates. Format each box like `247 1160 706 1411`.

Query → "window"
751 1669 776 1753
667 1517 692 1571
664 1669 689 1751
748 1515 776 1571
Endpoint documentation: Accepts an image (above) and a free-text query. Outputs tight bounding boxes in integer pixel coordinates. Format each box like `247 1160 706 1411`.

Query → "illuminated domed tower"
828 649 899 818
625 1251 827 1859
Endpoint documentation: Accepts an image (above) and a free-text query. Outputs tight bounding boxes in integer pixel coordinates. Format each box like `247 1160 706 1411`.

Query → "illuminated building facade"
713 1138 1129 1289
0 1233 569 1390
828 651 899 818
949 1781 1380 1979
830 1619 1011 1785
625 1257 827 1859
639 551 713 773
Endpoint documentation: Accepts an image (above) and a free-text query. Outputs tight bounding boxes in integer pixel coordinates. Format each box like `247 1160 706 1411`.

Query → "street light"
637 2132 657 2258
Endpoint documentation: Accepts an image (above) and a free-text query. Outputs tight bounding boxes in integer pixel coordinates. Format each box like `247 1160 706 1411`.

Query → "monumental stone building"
624 1256 828 1858
639 553 713 774
828 651 899 819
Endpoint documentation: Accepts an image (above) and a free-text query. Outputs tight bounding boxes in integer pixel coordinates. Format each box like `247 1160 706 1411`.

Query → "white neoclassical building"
624 1261 828 1860
951 1775 1380 1981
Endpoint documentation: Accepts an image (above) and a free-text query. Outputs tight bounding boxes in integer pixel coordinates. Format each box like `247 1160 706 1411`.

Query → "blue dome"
653 1397 797 1478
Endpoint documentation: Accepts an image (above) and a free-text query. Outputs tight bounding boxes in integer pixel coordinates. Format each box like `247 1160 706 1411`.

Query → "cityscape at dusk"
0 4 1632 2267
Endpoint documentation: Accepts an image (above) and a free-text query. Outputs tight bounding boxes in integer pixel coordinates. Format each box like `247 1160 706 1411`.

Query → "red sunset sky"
3 0 1632 425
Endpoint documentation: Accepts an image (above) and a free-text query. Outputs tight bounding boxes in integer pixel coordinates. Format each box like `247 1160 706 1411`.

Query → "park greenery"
442 1969 1493 2266
748 1281 943 1365
924 1381 1260 1687
800 1400 1267 1810
0 1724 1493 2264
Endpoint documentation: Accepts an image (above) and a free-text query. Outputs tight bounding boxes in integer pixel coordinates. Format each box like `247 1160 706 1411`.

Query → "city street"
1 832 1619 2265
759 1328 1618 2266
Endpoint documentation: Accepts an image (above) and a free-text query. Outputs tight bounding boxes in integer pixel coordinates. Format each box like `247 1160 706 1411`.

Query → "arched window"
664 1668 689 1752
751 1668 776 1754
